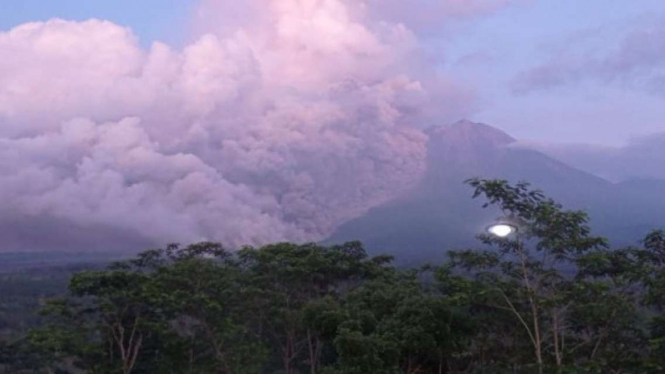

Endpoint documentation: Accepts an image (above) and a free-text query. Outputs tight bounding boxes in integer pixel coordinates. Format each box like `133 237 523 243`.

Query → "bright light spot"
487 224 516 238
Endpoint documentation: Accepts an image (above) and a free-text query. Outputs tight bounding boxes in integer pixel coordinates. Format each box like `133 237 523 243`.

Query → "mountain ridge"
327 120 665 264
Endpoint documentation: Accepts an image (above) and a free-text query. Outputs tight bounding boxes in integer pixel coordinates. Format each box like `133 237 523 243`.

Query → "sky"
1 0 193 46
448 0 665 145
1 0 664 251
3 0 664 145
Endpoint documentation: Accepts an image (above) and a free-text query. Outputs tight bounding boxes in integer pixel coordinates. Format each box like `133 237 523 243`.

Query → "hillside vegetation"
2 179 665 373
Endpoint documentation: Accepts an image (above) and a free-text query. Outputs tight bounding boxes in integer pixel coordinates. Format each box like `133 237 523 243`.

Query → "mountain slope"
327 120 665 264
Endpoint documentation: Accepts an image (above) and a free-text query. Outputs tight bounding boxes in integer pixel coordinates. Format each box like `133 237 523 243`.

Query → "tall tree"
449 178 607 372
237 241 386 374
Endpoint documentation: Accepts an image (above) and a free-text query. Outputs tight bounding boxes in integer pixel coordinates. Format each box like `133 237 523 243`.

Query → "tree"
237 241 387 374
448 178 608 372
577 229 665 370
25 243 263 374
144 242 267 374
327 268 470 374
18 178 665 373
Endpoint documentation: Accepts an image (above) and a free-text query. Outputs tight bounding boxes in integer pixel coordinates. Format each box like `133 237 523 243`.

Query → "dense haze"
1 0 664 252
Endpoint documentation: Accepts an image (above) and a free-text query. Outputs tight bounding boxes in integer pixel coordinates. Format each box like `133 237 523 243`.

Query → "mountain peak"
426 120 516 148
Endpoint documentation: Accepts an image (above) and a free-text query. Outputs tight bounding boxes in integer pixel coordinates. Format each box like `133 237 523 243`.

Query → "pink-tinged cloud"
512 16 665 95
0 0 480 251
368 0 519 18
354 0 523 33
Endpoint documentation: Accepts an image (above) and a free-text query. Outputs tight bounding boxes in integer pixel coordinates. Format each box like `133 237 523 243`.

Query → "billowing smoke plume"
0 0 492 251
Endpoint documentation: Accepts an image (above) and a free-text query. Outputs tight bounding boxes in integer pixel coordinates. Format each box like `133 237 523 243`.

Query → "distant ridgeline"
0 251 131 273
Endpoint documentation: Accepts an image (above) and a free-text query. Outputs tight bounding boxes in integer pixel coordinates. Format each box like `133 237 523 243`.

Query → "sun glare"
487 223 516 238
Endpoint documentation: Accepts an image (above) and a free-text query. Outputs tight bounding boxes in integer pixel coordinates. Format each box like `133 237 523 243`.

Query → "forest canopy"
2 179 665 373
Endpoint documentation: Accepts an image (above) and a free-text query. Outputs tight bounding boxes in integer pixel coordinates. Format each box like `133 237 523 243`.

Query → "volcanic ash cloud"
0 0 477 250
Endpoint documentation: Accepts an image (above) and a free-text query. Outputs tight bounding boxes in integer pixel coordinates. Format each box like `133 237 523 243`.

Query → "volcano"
327 120 665 264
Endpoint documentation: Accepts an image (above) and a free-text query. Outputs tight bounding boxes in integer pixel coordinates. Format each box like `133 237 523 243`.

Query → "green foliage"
3 178 665 373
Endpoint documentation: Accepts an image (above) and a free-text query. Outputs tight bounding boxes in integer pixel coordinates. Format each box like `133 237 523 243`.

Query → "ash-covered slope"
327 120 665 264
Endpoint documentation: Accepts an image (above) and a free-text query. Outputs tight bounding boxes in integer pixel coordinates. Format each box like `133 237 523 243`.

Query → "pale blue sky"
442 0 665 145
2 0 665 145
1 0 193 45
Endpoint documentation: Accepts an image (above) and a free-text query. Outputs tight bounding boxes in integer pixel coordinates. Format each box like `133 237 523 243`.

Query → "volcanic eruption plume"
0 0 501 250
